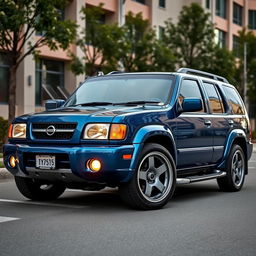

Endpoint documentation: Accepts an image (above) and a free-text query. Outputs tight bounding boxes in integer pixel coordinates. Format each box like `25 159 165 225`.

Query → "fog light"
9 156 17 168
87 159 101 172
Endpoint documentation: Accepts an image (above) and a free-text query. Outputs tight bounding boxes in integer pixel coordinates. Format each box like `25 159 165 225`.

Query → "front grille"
23 153 70 169
32 123 77 140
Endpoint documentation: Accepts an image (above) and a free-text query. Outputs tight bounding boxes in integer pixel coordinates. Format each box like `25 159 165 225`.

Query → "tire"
217 144 246 192
119 143 176 210
14 176 66 200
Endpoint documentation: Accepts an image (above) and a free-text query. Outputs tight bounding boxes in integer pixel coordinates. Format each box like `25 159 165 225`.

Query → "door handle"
204 120 212 127
228 120 234 126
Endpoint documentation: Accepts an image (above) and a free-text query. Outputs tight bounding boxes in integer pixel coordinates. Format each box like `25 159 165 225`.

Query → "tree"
164 3 215 69
234 29 256 100
70 4 123 76
70 7 175 76
0 0 77 123
163 3 236 82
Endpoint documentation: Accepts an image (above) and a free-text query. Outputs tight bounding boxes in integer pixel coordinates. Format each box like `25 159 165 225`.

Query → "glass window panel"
216 0 227 19
179 79 205 112
223 86 245 114
159 0 165 8
233 3 243 26
204 82 224 113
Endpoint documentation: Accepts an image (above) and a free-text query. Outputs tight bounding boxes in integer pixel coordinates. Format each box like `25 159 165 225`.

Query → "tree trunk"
8 64 17 126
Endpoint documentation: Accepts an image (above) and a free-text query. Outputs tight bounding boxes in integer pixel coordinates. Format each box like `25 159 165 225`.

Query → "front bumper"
3 143 136 185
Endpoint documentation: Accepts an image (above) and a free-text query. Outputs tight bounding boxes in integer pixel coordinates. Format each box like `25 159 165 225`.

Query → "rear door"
202 81 230 163
175 78 213 169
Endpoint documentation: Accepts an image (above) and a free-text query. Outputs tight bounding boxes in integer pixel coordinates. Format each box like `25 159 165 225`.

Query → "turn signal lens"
87 159 102 172
9 156 16 168
8 124 13 138
110 124 127 140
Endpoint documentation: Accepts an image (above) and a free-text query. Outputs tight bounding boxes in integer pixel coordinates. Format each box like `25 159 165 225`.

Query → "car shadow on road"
54 182 223 210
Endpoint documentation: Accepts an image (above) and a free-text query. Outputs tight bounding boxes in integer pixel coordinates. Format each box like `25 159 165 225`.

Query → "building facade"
1 0 256 119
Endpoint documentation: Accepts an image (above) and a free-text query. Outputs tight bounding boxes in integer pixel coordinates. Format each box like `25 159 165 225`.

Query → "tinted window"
179 79 204 112
204 82 224 113
65 75 174 106
223 86 245 114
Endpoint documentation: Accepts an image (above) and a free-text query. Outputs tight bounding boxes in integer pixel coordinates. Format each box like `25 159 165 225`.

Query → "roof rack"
177 68 229 84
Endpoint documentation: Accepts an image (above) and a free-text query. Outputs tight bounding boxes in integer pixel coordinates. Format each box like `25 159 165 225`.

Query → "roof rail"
177 68 229 84
107 71 124 75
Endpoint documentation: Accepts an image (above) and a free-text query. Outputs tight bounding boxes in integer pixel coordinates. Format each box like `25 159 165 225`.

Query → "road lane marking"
0 216 20 223
0 199 86 209
248 167 254 169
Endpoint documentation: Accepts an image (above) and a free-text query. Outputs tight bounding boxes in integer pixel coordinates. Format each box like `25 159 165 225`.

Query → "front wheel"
217 144 246 192
15 176 66 200
119 143 176 210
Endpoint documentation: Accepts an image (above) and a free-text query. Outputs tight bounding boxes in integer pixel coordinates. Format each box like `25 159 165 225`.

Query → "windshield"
65 74 174 107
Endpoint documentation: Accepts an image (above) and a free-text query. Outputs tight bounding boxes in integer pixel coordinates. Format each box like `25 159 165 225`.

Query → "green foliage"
164 3 236 83
70 4 123 76
0 117 8 148
234 29 256 102
252 130 256 140
0 0 77 63
71 7 175 75
0 0 77 123
164 3 215 69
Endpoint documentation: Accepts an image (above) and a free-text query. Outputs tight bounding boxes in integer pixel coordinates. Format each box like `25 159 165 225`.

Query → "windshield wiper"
113 100 163 106
68 102 113 107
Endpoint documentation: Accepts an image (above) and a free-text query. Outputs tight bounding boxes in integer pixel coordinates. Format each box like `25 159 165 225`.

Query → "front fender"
125 125 176 182
218 129 247 170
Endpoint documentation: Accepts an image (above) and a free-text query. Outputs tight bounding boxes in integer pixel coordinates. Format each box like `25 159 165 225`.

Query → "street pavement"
0 151 256 256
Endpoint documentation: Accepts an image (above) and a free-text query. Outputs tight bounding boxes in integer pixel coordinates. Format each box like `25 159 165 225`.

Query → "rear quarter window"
222 85 245 114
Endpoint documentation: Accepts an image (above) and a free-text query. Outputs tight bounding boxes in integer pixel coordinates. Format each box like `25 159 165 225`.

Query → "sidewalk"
1 144 256 180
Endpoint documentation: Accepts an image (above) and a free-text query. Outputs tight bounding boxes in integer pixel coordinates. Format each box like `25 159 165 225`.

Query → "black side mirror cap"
45 99 65 111
181 98 203 113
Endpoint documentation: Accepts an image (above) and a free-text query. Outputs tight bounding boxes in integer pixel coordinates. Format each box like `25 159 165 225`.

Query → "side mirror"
181 98 202 112
45 99 65 111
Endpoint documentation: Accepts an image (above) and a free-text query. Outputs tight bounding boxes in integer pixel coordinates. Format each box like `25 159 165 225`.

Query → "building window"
159 0 165 8
233 3 243 26
216 0 226 19
206 0 210 9
133 0 146 4
249 10 256 29
35 59 64 105
0 53 10 103
158 26 165 40
215 29 226 48
232 35 240 57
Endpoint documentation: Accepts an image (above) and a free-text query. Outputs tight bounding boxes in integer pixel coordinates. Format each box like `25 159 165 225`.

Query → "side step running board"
176 170 226 185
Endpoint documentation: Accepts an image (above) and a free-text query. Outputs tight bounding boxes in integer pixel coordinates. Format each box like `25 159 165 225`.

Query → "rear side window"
203 82 224 114
223 86 245 114
179 79 204 112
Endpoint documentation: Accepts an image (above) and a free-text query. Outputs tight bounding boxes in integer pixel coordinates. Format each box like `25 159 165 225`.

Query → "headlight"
83 123 127 140
9 123 27 139
84 124 110 140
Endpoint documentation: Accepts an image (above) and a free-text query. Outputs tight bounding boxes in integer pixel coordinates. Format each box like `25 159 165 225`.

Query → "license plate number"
36 155 56 169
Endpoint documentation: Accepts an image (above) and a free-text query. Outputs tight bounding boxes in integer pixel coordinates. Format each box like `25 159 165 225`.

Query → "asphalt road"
0 153 256 256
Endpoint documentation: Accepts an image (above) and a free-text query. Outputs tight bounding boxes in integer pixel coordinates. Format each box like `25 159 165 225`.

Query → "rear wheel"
14 176 66 200
119 143 176 210
217 144 246 192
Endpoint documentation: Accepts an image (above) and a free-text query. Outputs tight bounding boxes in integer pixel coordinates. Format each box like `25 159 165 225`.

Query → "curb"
0 168 13 180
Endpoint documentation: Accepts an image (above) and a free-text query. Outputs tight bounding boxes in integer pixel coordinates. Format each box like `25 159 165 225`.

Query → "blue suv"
4 68 253 210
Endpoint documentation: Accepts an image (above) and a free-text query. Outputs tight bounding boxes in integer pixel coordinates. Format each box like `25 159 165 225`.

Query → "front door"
174 78 213 170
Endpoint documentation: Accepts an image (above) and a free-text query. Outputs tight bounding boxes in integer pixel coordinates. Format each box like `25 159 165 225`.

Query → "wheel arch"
129 125 177 174
218 129 248 174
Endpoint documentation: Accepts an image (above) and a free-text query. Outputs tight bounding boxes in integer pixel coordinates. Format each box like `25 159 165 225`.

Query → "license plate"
36 155 56 169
